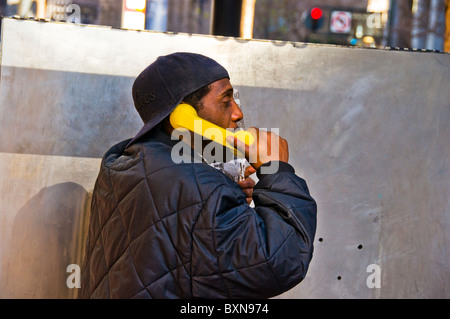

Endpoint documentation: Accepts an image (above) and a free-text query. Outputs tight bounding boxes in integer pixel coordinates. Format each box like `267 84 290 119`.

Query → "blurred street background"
1 0 449 301
1 0 449 52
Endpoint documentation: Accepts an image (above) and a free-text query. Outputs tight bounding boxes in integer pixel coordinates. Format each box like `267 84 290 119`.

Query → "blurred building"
1 0 448 51
253 0 448 51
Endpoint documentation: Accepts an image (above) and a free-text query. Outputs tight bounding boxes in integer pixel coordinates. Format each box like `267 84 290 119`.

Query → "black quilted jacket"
80 129 317 299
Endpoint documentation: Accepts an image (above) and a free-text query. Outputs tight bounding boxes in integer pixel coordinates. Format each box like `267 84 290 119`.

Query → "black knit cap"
128 52 229 146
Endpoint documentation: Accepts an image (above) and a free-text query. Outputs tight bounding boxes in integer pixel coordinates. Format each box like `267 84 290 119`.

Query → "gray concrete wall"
0 17 449 299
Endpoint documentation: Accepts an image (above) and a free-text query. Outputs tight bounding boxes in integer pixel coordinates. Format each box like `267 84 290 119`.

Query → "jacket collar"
124 128 203 163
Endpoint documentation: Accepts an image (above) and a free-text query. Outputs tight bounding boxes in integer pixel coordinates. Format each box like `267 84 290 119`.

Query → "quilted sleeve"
191 161 317 298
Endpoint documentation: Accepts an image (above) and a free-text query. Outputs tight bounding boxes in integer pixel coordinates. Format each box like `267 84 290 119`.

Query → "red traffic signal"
305 7 324 32
311 7 323 20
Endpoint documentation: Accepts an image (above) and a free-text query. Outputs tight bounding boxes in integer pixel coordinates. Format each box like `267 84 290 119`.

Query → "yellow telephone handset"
169 103 254 151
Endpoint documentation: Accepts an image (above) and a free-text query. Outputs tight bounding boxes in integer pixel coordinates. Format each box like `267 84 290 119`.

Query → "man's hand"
237 165 256 205
228 128 289 170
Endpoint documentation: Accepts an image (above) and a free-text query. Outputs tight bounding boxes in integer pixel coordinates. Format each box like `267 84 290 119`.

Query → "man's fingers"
240 187 253 197
237 177 255 189
244 165 256 178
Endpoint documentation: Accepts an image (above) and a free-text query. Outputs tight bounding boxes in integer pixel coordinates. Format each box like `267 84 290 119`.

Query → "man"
80 52 317 299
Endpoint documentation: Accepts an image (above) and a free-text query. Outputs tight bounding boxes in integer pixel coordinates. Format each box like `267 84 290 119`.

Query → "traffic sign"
330 11 352 33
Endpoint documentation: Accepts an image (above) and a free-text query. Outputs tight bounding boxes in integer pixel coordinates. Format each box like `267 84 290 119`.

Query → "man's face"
197 78 243 129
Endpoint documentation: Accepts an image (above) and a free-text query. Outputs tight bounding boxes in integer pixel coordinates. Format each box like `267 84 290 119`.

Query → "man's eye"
223 99 232 107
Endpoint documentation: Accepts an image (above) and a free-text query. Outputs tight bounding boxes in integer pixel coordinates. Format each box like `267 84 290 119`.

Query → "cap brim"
126 121 155 148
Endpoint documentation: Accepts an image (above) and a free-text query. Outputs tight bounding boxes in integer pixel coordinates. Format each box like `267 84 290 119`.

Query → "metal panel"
0 17 449 298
